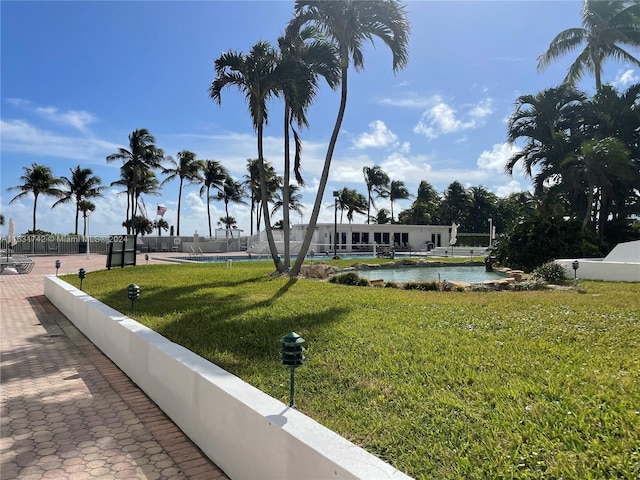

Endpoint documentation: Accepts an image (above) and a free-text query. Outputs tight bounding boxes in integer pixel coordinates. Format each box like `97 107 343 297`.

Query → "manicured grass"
64 261 640 479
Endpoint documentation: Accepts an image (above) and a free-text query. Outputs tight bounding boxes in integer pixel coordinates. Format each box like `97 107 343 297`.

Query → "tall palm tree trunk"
74 204 80 235
177 180 183 236
291 63 348 277
283 102 292 269
32 193 39 232
257 120 285 273
207 185 213 237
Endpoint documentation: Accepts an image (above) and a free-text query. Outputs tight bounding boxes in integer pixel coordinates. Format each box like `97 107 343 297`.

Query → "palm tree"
52 166 104 235
363 166 390 223
398 180 441 225
210 41 286 272
388 179 411 222
439 181 472 229
161 150 202 236
153 218 169 237
537 0 640 90
290 0 410 277
106 129 164 233
7 163 63 233
467 186 498 234
199 160 229 237
78 200 95 237
563 137 635 233
278 22 340 268
506 85 586 195
271 184 305 224
216 176 247 238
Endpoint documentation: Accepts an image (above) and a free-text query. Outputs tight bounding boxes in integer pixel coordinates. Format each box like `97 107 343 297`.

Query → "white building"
249 223 459 255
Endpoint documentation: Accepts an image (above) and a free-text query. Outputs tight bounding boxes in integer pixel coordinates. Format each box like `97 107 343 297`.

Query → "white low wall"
44 276 411 480
556 259 640 282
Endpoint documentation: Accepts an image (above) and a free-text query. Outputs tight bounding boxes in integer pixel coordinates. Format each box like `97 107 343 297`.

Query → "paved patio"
0 253 229 479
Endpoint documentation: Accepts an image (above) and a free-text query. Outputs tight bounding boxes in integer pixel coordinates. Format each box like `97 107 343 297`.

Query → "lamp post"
55 259 61 276
85 209 92 259
145 253 149 265
332 190 339 258
488 218 493 248
280 332 306 408
572 260 579 286
78 268 86 291
127 284 140 311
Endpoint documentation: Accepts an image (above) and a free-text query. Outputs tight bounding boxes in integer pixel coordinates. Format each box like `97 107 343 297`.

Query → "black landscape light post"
78 268 86 291
145 253 149 264
55 259 61 276
572 260 579 286
127 284 140 311
280 332 306 408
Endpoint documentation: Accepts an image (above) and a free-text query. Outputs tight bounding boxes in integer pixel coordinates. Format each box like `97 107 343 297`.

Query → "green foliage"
493 215 604 272
329 272 369 286
66 262 640 479
403 281 439 291
532 262 570 285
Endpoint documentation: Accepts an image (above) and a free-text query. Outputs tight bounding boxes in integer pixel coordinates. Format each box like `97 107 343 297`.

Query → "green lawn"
65 260 640 479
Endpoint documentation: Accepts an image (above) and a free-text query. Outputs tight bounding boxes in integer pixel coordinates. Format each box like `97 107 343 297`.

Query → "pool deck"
0 252 229 480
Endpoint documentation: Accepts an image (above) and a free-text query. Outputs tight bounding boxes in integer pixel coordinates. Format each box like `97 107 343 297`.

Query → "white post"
488 218 493 248
86 212 91 259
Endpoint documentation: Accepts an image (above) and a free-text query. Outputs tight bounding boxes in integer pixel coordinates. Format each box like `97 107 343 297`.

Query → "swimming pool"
353 265 504 283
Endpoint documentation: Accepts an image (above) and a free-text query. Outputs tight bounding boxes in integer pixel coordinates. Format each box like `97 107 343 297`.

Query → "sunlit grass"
63 261 640 479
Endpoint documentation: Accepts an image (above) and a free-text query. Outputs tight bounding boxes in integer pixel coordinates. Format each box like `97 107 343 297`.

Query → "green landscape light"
280 332 306 408
55 259 61 276
127 283 140 311
78 268 86 291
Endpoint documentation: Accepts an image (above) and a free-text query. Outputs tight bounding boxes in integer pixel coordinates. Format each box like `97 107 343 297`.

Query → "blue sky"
2 0 639 237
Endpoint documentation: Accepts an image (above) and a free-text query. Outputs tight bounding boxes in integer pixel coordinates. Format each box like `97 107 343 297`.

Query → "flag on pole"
157 205 167 217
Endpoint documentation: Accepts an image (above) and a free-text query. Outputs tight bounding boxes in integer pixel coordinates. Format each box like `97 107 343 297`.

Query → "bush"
329 272 369 286
403 281 440 291
493 215 605 272
532 262 569 285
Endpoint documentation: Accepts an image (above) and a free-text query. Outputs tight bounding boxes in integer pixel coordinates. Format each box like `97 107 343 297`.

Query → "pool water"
354 265 504 283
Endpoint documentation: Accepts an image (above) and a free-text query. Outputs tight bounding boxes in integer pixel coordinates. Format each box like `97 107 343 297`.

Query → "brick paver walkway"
0 253 229 479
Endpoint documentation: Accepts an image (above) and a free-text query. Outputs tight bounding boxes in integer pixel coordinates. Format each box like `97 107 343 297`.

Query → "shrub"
532 262 569 285
329 272 369 286
403 281 439 291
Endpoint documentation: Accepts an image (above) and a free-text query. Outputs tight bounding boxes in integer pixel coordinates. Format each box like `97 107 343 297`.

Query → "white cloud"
413 96 493 139
377 96 437 109
614 68 639 88
477 142 520 174
36 106 96 133
0 119 119 164
495 179 526 197
352 120 398 149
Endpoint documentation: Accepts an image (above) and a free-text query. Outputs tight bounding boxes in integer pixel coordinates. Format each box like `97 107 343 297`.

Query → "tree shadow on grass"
95 275 350 367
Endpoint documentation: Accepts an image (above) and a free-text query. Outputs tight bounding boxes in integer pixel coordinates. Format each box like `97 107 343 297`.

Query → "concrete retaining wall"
44 275 411 480
556 259 640 282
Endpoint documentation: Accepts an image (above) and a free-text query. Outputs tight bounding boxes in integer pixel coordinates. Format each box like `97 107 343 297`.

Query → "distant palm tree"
537 0 640 90
211 41 285 271
199 160 229 237
153 218 169 237
78 200 95 237
8 163 63 233
363 166 390 223
161 150 203 236
271 184 305 223
563 137 635 233
53 166 104 235
290 0 410 276
216 176 247 238
388 179 411 222
106 129 164 233
333 187 367 223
